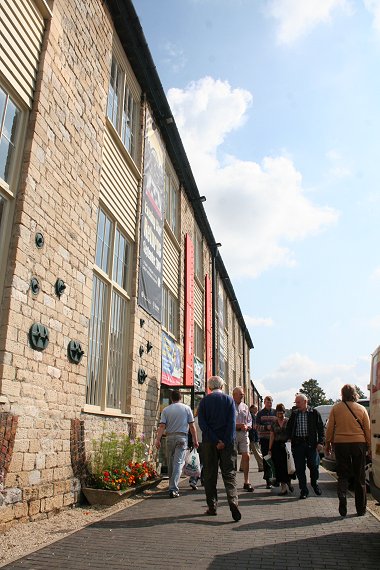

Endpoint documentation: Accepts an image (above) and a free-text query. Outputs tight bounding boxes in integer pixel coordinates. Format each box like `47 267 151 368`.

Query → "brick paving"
4 465 380 569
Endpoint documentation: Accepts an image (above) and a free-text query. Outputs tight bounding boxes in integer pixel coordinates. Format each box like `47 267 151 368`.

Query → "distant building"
0 0 253 529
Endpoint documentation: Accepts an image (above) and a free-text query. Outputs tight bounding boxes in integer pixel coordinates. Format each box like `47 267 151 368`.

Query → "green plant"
88 429 153 484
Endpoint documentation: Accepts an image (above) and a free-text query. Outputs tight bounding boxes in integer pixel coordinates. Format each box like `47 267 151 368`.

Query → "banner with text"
138 108 165 322
161 332 182 386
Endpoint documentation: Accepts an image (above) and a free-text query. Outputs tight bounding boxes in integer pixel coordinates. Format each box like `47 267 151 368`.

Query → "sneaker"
169 490 179 498
230 503 242 522
339 497 347 517
189 481 198 491
300 489 309 499
312 484 322 496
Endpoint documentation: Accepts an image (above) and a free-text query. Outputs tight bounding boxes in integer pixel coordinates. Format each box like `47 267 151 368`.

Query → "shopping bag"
263 454 276 482
183 448 201 477
285 442 296 475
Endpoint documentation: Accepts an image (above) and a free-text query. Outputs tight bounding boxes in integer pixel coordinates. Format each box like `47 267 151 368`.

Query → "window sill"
82 405 132 419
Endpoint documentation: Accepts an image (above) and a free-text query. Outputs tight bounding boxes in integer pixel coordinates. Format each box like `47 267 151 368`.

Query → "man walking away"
198 376 241 522
286 393 324 499
155 390 198 498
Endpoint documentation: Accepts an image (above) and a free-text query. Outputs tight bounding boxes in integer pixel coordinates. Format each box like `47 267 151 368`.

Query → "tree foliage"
299 379 333 407
355 385 366 399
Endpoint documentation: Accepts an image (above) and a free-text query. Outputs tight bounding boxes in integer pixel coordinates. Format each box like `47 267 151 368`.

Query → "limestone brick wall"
0 0 113 530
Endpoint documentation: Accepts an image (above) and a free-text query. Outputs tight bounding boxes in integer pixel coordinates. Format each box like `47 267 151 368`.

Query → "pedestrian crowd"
155 378 370 521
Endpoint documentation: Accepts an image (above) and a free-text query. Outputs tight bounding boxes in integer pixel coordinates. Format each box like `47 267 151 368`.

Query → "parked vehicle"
314 404 333 426
369 345 380 501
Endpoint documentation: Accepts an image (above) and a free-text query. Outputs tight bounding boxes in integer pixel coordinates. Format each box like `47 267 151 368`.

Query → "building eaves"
105 0 253 350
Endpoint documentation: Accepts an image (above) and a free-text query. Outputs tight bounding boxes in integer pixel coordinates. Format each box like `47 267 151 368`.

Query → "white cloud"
265 0 352 45
364 0 380 32
255 352 370 408
244 315 274 327
370 315 380 328
370 267 380 281
168 77 338 278
326 149 351 179
163 42 186 73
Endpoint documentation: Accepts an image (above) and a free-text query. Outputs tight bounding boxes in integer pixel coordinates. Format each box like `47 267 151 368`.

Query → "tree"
299 379 332 407
355 385 366 399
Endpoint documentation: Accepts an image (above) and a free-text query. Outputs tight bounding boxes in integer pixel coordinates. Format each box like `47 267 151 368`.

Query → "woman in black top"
269 404 293 495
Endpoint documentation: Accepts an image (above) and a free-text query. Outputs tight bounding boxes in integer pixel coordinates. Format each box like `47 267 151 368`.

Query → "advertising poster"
218 281 225 378
138 108 165 322
161 332 182 386
194 356 205 392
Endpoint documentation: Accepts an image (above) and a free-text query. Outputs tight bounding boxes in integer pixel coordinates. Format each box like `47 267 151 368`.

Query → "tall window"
86 207 132 412
194 228 203 281
162 284 178 338
107 55 138 161
0 86 21 184
164 171 179 237
194 323 204 361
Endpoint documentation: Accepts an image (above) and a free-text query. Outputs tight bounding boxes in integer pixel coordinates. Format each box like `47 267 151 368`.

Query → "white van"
369 346 380 502
314 404 333 425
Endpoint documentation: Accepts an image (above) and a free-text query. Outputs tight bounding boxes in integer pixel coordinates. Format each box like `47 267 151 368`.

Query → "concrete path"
4 466 380 569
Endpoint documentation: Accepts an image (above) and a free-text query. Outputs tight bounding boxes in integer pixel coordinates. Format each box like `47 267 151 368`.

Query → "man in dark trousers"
286 393 324 499
198 375 241 522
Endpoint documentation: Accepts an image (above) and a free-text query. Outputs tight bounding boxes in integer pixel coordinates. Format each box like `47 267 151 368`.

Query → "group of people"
155 377 370 520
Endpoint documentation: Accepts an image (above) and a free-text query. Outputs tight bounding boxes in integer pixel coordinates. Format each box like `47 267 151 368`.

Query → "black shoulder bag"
343 401 364 432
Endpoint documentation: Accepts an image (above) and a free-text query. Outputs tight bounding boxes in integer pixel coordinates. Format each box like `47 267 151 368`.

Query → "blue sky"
134 0 380 407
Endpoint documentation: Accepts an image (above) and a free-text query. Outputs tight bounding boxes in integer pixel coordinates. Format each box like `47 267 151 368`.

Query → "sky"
133 0 380 407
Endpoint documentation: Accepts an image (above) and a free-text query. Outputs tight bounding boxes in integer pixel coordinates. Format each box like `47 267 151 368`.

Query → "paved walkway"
4 465 380 569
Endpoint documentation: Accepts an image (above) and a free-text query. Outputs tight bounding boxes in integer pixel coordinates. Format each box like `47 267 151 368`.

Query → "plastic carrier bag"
183 448 201 478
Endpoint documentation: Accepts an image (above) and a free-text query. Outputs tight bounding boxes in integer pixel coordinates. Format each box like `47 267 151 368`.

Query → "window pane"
112 228 129 290
0 195 4 231
121 85 132 151
0 138 12 182
3 98 19 143
0 87 6 117
86 276 108 406
107 291 128 409
107 58 120 128
95 208 112 273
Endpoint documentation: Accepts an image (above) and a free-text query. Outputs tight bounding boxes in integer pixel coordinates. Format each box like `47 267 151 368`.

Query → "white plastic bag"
285 442 296 475
183 448 201 477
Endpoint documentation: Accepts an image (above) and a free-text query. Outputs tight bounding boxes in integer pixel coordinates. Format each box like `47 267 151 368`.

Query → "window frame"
106 52 139 164
194 227 203 282
85 205 133 415
162 284 179 339
164 170 179 238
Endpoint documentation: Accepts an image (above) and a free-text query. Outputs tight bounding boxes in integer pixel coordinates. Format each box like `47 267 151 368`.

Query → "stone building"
0 0 254 530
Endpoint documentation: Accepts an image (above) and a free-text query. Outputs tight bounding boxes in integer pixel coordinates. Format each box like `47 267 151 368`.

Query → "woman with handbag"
269 403 294 495
325 384 371 517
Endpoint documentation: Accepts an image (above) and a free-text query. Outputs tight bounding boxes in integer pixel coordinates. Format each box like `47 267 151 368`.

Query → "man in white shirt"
155 390 199 498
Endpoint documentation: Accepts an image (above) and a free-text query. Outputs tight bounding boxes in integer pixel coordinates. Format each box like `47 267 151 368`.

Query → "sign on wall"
161 332 182 386
138 108 165 322
218 281 225 378
194 356 205 392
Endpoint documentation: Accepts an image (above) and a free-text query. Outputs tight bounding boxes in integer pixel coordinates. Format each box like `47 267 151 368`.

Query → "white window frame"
0 82 28 301
85 205 133 415
107 52 139 163
194 322 204 361
164 170 179 238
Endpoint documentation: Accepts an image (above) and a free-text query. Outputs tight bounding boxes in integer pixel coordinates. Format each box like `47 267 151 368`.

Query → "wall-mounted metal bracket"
29 323 49 351
138 368 147 384
55 278 66 298
146 340 153 354
68 340 84 364
140 318 145 328
35 232 44 248
30 277 40 295
139 345 145 357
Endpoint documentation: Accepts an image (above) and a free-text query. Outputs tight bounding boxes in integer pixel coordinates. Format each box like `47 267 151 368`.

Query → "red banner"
205 274 212 391
184 234 194 386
